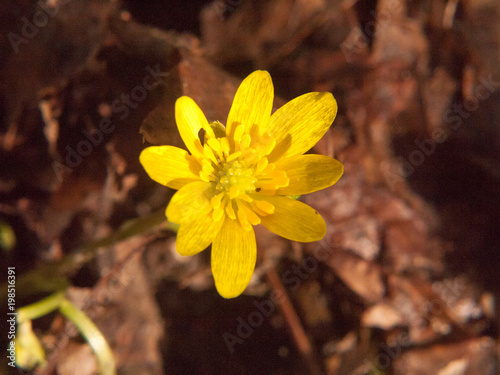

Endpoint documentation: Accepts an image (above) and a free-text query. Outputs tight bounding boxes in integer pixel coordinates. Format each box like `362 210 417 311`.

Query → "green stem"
3 208 173 299
17 292 65 323
59 299 116 375
16 293 116 375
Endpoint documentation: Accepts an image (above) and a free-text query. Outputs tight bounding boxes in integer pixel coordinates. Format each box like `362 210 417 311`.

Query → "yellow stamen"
194 119 286 228
250 203 268 217
200 159 215 182
256 157 268 173
212 206 225 221
261 135 276 156
242 148 259 165
225 200 236 220
207 138 221 154
240 203 261 225
226 151 242 162
256 170 289 188
240 134 251 150
203 144 218 164
236 201 252 231
234 124 244 147
238 194 253 203
210 192 224 209
253 199 275 215
220 137 230 155
229 185 240 199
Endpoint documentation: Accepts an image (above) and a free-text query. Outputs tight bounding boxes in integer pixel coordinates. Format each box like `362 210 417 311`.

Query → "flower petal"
176 213 224 256
212 217 256 298
265 92 337 161
166 181 223 256
140 146 201 190
274 154 344 196
257 196 326 242
166 181 214 224
175 96 207 158
226 71 273 144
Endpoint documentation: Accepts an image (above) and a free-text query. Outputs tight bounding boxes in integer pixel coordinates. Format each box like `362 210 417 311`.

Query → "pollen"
198 128 289 228
216 160 256 194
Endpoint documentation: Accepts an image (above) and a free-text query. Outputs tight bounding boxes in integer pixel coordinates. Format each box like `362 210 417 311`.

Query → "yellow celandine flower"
140 70 343 298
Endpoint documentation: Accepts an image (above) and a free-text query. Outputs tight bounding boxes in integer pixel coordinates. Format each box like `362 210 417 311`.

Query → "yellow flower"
140 71 343 298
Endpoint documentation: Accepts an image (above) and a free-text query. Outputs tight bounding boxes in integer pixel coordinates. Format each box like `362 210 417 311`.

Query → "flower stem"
3 208 173 300
17 292 116 375
59 299 116 375
17 292 65 323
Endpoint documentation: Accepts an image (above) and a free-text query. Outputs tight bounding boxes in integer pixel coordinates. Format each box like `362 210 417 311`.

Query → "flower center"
216 160 256 194
196 123 290 230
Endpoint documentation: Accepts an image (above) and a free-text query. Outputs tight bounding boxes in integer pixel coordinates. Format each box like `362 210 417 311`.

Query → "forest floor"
1 0 500 374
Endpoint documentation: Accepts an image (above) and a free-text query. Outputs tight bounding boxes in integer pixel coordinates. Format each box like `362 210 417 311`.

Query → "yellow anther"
207 138 221 154
242 148 259 165
200 159 215 182
229 185 240 199
256 157 268 173
226 151 242 162
253 200 275 215
234 124 244 146
203 144 218 164
200 123 280 227
271 170 290 187
202 158 214 169
259 163 275 174
225 201 236 220
250 204 267 216
212 206 225 221
220 137 230 155
236 202 252 231
256 170 289 189
238 194 253 203
251 131 276 156
240 134 251 150
241 203 261 225
261 136 276 156
211 192 224 209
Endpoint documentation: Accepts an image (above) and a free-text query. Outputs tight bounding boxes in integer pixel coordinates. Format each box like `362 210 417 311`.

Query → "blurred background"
1 0 499 374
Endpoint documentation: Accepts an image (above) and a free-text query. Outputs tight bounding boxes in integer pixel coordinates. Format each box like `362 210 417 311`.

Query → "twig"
1 209 173 300
266 266 323 375
443 0 460 29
